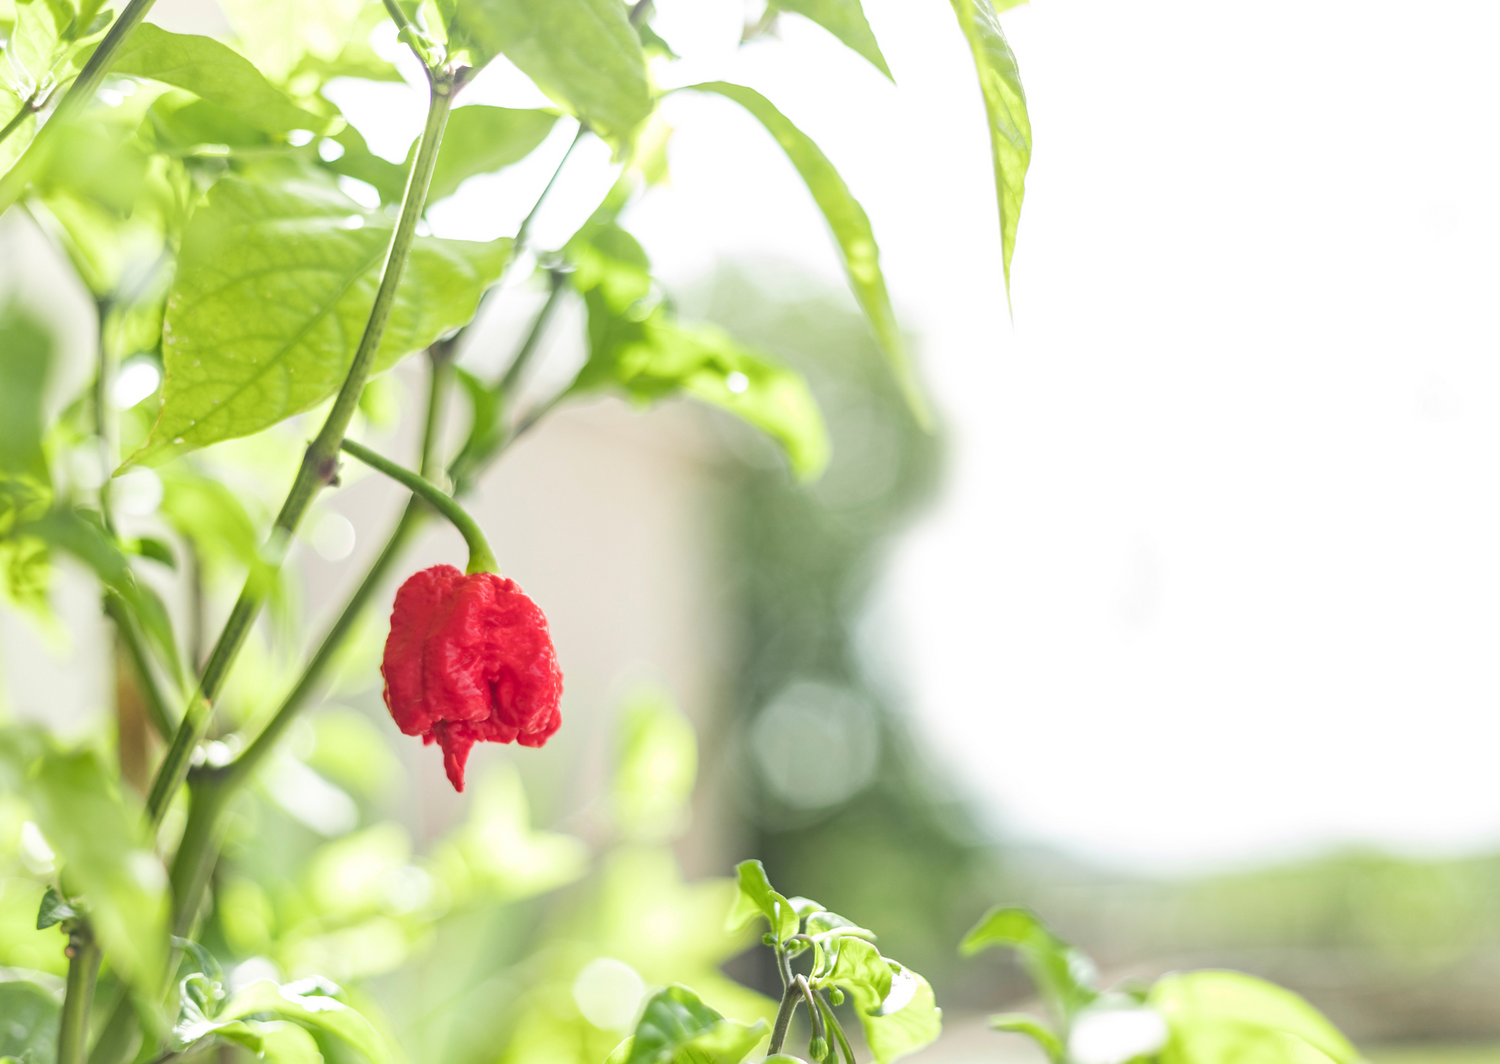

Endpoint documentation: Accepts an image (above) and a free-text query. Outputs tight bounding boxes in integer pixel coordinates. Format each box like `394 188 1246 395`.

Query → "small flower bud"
828 987 845 1006
810 1037 829 1061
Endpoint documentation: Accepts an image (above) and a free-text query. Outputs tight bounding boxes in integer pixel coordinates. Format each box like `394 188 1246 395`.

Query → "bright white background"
208 0 1500 871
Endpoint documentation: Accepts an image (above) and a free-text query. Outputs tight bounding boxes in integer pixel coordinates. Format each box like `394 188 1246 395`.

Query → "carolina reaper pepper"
381 564 562 791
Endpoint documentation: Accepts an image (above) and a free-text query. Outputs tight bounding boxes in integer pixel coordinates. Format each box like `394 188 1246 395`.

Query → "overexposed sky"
301 1 1500 871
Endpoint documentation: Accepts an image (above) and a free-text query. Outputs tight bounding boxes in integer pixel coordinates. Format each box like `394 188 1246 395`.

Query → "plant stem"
140 72 458 831
0 0 161 215
57 922 102 1064
768 980 802 1057
815 992 856 1064
513 125 587 255
0 94 37 147
340 438 498 574
103 591 178 739
497 269 565 399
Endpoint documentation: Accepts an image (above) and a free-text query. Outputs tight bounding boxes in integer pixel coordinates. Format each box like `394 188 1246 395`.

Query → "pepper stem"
339 438 500 574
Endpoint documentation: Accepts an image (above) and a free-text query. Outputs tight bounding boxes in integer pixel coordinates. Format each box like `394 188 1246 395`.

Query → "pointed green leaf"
0 732 170 998
946 0 1030 298
129 177 510 465
221 979 392 1064
686 82 927 428
448 0 649 146
625 984 767 1064
987 1013 1062 1062
771 0 891 80
420 105 558 205
726 860 799 943
36 884 82 928
1149 971 1358 1064
961 907 1097 1023
112 24 331 134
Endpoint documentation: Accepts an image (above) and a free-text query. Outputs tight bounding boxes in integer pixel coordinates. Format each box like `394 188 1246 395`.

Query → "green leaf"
685 82 927 428
0 304 51 478
326 123 408 205
823 940 940 1064
421 105 558 205
447 0 649 147
945 0 1031 299
771 0 891 80
0 981 60 1063
987 1013 1062 1062
128 177 511 466
253 1021 326 1064
0 732 170 998
725 860 798 943
572 290 830 481
24 508 183 681
221 978 393 1064
35 884 82 928
625 984 767 1064
112 24 331 134
218 0 366 84
960 906 1097 1023
157 467 276 597
1149 971 1359 1064
610 688 698 843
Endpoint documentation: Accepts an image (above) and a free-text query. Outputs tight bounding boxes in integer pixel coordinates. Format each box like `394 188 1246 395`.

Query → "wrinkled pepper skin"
381 565 562 791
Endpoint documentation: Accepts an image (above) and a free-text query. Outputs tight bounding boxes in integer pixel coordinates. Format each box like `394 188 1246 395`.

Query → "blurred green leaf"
158 466 275 592
726 860 798 943
610 689 697 843
987 1013 1062 1062
326 123 407 204
113 24 332 134
946 0 1030 298
447 0 649 147
686 82 926 428
960 907 1097 1023
0 732 170 999
625 984 767 1064
822 940 939 1064
771 0 891 80
34 885 81 929
307 708 402 798
1149 971 1359 1064
221 978 392 1064
148 91 272 153
219 0 366 84
0 981 60 1063
572 287 829 481
128 177 511 465
0 305 51 479
422 106 557 204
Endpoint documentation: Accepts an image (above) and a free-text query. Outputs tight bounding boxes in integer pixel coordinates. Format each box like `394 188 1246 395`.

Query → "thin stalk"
0 94 37 146
103 592 178 739
768 981 802 1057
815 992 856 1064
798 975 826 1059
0 0 161 215
340 438 497 574
513 126 587 257
496 269 565 398
141 71 459 830
57 923 102 1064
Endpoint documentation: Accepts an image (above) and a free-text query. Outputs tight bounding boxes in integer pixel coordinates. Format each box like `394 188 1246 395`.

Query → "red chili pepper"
381 565 562 791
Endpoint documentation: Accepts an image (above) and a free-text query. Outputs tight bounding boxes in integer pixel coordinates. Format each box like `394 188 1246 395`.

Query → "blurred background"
4 0 1500 1061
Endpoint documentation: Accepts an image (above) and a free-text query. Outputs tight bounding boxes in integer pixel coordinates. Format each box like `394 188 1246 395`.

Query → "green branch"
341 438 498 574
103 592 178 740
57 922 101 1064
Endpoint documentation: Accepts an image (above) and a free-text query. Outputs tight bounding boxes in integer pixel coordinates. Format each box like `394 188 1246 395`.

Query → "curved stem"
798 975 825 1055
768 980 802 1057
141 73 458 831
815 992 856 1064
57 922 102 1064
341 438 497 573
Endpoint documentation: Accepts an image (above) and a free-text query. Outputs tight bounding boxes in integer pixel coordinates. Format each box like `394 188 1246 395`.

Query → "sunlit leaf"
946 0 1030 298
960 906 1097 1023
421 105 557 204
113 24 331 134
988 1013 1062 1062
625 984 767 1064
771 0 891 80
686 82 927 428
447 0 649 146
823 939 940 1064
326 123 408 204
218 0 365 84
726 860 798 943
1149 971 1359 1064
128 177 510 465
0 731 170 999
221 978 392 1064
0 981 60 1063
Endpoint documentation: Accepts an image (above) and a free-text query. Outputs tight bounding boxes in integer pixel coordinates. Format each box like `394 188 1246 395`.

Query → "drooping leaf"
0 981 60 1063
725 859 799 944
771 0 891 80
128 177 511 466
447 0 649 147
961 907 1098 1023
0 732 170 999
946 0 1031 298
572 290 830 481
112 24 331 134
823 939 940 1064
1149 971 1359 1064
625 984 767 1064
686 82 927 428
220 978 393 1064
420 105 558 204
988 1013 1062 1062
